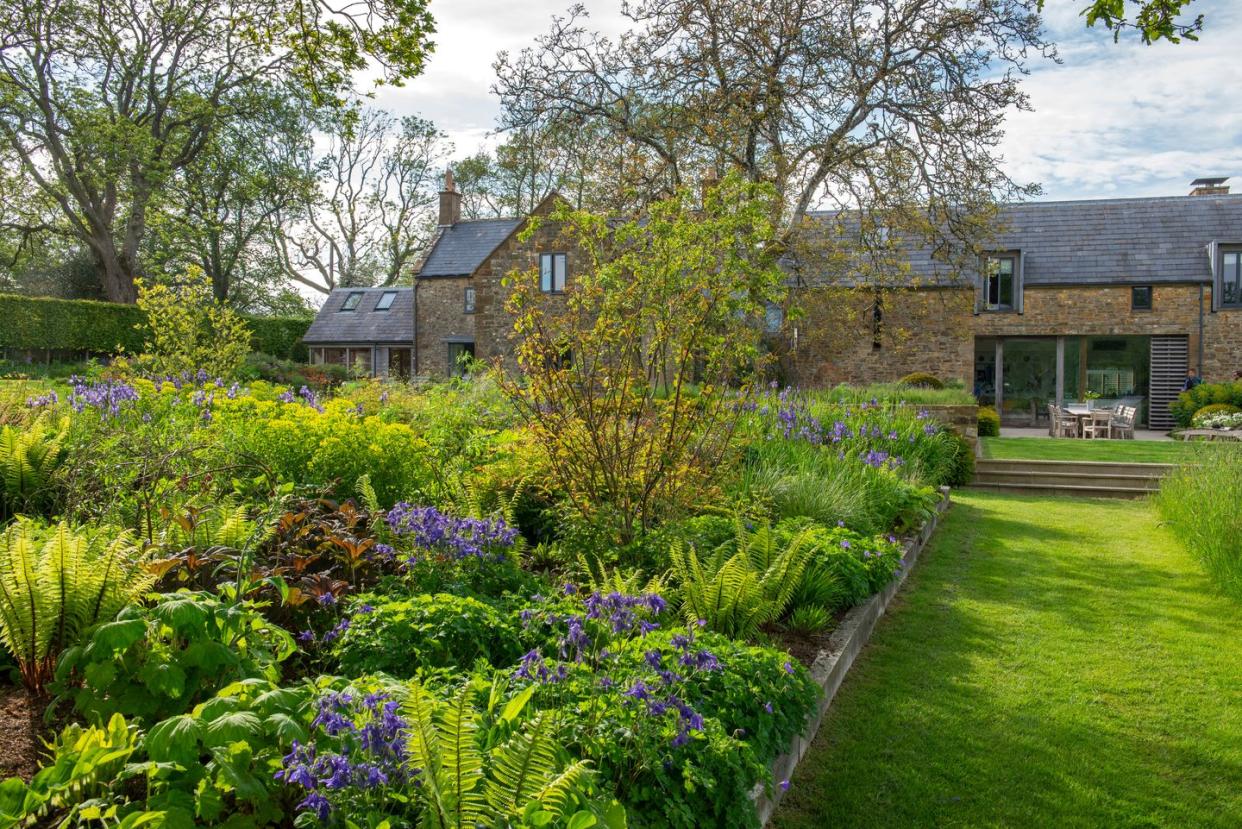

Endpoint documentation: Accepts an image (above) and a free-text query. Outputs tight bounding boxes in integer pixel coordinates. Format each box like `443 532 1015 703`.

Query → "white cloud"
373 0 1242 199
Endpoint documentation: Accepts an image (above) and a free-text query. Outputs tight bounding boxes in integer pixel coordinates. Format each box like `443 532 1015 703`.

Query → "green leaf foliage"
54 591 295 723
331 594 524 678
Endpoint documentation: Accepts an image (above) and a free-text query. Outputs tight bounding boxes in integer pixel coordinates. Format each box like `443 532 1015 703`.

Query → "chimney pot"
439 168 462 226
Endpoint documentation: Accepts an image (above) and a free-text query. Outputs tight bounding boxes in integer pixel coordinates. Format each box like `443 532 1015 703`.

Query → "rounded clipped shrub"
331 593 522 677
977 406 1001 437
1192 403 1241 426
898 371 944 389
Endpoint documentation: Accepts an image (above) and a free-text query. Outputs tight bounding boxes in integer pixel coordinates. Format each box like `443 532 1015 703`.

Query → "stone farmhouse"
304 174 1242 430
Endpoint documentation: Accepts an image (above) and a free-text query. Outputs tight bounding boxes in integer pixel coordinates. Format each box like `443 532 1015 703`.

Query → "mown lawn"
773 491 1242 829
981 436 1203 463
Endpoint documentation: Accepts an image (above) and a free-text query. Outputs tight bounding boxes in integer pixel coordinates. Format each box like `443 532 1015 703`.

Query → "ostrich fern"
0 414 69 520
670 519 816 639
402 680 607 829
0 521 154 693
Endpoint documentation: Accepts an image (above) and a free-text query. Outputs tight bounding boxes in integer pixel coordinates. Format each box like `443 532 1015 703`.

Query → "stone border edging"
752 485 953 826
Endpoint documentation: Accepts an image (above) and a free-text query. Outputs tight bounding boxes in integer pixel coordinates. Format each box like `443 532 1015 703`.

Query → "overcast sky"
369 0 1242 203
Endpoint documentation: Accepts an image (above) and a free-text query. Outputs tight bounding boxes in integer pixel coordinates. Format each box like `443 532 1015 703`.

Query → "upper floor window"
1131 285 1153 311
340 291 364 312
1222 249 1242 308
540 252 567 294
374 290 397 311
464 286 476 314
984 254 1017 311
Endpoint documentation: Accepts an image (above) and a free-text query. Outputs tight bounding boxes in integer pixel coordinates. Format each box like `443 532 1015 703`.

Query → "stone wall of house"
782 287 975 386
1205 302 1242 381
471 204 578 373
787 283 1242 387
414 276 473 377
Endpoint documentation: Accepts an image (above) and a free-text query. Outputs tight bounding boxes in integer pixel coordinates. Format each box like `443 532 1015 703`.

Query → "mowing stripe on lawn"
773 491 1242 829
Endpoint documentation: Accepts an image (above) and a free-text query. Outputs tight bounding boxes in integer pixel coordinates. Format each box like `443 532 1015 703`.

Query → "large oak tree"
0 0 434 302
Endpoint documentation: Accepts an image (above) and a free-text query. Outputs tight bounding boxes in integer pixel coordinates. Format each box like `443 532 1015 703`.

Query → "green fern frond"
485 712 561 817
0 520 150 694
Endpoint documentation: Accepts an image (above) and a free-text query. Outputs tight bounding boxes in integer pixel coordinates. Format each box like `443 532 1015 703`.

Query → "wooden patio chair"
1082 409 1113 439
1109 405 1136 440
1051 406 1079 438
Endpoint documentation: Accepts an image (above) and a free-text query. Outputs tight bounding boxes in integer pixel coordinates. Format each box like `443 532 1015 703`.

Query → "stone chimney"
438 168 462 226
1189 176 1230 197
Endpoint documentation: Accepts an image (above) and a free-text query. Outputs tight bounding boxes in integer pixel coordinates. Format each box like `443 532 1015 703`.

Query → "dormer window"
540 252 567 294
375 291 397 311
984 254 1017 311
340 291 364 312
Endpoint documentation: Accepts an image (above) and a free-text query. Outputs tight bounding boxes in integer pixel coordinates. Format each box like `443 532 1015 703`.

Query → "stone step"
968 481 1154 499
973 470 1163 489
970 458 1175 498
975 458 1176 478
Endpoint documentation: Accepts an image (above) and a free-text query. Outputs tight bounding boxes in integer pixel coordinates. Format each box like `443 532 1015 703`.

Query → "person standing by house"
1183 368 1203 392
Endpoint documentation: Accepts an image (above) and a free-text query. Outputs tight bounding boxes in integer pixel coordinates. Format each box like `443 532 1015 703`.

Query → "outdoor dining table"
1062 404 1112 438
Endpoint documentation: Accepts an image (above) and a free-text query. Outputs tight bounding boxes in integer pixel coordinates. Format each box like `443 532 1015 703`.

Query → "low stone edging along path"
752 486 952 825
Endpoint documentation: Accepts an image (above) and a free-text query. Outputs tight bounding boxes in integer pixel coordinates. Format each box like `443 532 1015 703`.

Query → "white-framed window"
340 291 364 312
464 286 476 314
540 252 567 293
374 290 397 311
984 254 1017 311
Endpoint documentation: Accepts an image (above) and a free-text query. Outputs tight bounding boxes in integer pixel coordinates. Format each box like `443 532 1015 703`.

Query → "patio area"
1001 426 1171 441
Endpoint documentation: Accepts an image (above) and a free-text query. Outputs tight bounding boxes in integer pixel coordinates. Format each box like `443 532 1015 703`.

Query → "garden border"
752 485 952 825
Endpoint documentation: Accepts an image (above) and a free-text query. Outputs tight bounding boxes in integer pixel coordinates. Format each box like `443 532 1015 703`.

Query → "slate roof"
801 192 1242 287
417 218 522 277
303 287 414 344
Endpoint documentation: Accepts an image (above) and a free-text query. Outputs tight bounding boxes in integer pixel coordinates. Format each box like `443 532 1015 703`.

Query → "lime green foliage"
897 371 943 389
1157 446 1242 601
0 521 153 693
402 679 618 829
211 395 437 505
1170 379 1242 427
332 594 524 677
0 293 310 359
670 522 815 638
976 405 1000 437
981 436 1203 463
136 268 251 379
818 382 975 406
0 713 140 829
55 591 295 723
1 414 68 519
773 493 1242 828
2 678 318 828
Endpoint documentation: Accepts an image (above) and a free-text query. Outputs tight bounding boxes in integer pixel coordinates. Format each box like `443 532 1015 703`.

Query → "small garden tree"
136 267 251 379
501 174 786 543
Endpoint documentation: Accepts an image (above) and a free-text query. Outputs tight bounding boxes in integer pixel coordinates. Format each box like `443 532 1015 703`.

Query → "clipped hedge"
0 293 310 361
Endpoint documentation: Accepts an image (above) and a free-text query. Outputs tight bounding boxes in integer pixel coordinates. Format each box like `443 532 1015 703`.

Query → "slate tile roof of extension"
303 286 413 344
418 218 522 277
801 192 1242 287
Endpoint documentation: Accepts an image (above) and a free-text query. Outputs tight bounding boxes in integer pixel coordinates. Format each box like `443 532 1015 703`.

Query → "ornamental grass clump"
1156 446 1242 602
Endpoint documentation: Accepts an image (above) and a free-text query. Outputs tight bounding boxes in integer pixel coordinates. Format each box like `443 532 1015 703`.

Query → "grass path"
981 436 1203 463
773 492 1242 829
